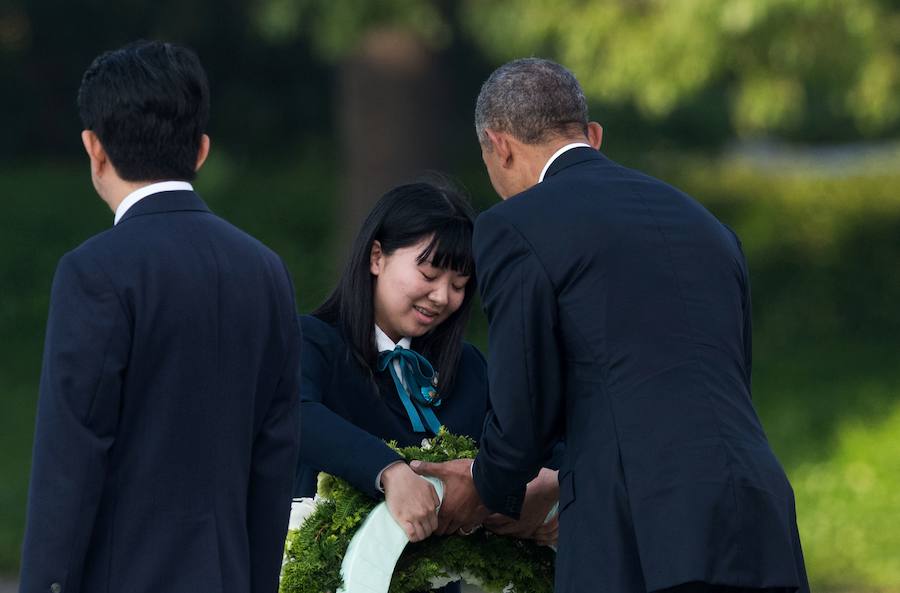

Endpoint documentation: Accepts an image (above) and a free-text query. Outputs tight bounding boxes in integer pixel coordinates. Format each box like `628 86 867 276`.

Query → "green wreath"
280 428 555 593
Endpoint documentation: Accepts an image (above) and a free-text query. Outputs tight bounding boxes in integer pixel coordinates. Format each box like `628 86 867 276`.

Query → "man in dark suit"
20 41 301 593
414 58 809 593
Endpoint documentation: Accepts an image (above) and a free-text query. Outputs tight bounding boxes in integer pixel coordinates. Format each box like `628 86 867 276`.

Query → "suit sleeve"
297 320 402 499
20 251 129 593
472 210 565 518
247 261 302 593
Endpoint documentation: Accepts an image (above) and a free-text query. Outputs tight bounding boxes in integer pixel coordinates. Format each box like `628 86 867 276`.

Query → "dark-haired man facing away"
20 41 301 593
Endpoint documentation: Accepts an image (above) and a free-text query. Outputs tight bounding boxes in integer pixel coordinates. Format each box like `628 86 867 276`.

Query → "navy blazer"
293 314 489 500
20 191 301 593
472 148 808 593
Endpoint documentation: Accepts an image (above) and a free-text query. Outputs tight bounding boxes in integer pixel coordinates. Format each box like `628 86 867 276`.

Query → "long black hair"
315 181 477 395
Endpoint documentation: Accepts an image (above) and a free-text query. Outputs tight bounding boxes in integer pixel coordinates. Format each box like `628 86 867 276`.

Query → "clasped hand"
381 462 441 542
409 460 559 546
410 458 489 535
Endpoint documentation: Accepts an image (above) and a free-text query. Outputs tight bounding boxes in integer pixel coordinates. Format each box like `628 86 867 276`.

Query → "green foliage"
793 401 900 589
281 429 554 593
253 0 451 58
461 0 900 138
388 426 479 462
391 530 554 593
248 0 900 142
281 479 377 593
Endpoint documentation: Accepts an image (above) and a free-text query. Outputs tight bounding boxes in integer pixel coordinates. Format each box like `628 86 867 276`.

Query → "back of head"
77 40 210 182
475 57 588 146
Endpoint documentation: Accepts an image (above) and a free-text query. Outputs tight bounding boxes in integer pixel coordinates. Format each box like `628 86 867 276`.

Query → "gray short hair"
475 58 588 146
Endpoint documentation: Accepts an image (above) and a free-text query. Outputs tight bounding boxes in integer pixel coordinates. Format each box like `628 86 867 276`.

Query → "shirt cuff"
375 460 406 492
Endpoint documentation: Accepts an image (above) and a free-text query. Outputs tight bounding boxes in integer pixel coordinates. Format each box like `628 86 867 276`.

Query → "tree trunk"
336 27 448 256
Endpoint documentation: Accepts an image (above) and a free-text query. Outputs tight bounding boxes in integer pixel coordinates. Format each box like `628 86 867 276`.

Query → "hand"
410 458 489 535
484 467 558 541
532 514 559 547
381 462 441 542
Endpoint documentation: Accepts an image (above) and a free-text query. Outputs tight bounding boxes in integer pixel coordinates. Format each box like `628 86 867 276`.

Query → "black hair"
77 40 210 182
315 181 477 396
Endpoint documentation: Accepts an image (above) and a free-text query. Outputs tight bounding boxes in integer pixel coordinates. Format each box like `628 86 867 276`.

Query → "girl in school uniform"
294 182 488 577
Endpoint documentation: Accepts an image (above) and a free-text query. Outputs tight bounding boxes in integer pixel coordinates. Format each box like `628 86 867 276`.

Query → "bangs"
415 219 474 276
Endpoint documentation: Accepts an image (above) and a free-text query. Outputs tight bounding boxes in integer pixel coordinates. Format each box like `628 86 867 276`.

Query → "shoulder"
195 215 289 273
473 202 550 284
68 226 119 261
473 203 528 250
299 314 353 363
298 315 369 389
300 314 342 344
721 223 744 251
212 215 281 257
54 229 121 285
475 176 573 247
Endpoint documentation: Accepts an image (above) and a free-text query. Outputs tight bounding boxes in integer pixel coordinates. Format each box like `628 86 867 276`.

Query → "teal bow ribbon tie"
377 346 442 434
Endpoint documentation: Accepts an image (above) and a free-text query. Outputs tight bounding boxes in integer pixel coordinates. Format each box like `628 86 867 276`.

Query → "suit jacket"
20 190 302 593
472 148 808 593
293 314 489 500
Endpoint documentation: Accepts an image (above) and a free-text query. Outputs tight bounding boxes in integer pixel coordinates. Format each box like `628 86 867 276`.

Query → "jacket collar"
543 146 607 180
117 190 211 224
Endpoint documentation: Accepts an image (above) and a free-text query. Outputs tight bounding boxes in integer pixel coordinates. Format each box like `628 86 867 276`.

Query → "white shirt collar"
375 325 411 352
538 142 592 183
114 180 194 225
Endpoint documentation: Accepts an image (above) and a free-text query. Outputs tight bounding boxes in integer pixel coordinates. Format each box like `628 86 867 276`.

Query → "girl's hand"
381 462 441 542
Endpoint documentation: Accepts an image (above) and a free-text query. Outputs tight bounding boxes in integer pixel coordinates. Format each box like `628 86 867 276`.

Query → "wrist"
380 461 409 490
534 468 559 500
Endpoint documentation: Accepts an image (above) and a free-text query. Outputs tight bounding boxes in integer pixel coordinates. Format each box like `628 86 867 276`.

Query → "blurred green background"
2 0 899 589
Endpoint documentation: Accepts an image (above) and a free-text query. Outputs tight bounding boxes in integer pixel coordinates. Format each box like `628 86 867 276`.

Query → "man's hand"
410 458 490 535
381 463 441 542
484 467 558 543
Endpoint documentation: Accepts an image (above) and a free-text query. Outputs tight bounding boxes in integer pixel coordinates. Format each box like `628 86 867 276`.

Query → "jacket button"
50 584 62 593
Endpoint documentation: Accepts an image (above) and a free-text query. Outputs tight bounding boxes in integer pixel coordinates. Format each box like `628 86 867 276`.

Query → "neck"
539 137 588 163
516 137 588 191
100 179 161 213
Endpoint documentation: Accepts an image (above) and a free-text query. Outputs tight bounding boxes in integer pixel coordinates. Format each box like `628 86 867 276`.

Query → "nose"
429 279 450 308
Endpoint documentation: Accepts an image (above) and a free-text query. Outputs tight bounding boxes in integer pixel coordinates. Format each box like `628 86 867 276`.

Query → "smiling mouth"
414 305 439 319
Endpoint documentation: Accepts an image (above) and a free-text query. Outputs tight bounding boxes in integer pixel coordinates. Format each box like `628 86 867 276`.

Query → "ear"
369 240 384 276
81 129 107 177
485 128 514 168
195 134 211 171
586 122 603 150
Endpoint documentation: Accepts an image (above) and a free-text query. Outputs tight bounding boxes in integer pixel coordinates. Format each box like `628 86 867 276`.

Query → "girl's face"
370 236 470 342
